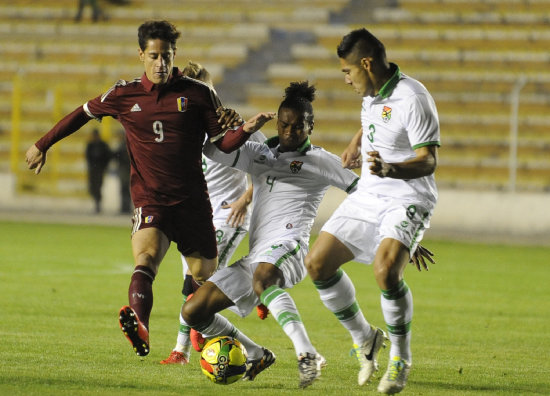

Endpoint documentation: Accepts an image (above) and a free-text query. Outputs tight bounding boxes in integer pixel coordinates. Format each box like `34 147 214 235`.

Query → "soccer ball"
200 336 248 385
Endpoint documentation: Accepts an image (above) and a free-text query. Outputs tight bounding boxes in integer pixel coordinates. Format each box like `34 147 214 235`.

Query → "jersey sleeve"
404 93 441 149
84 81 125 120
315 149 360 193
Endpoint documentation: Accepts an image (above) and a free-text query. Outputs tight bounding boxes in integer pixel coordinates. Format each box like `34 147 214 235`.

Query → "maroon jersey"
36 67 249 208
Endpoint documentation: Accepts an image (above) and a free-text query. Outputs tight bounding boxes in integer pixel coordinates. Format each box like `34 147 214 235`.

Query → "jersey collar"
377 63 401 99
141 67 181 92
265 136 312 154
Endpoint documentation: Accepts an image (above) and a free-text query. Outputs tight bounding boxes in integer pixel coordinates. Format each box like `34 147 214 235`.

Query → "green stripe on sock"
386 321 412 336
381 280 409 300
313 268 344 290
334 301 360 321
277 311 302 327
178 323 190 335
260 285 285 306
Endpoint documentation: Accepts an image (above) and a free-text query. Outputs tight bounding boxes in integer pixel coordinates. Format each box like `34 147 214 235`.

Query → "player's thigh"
373 238 410 289
306 231 355 281
182 281 233 324
131 227 170 272
185 252 218 283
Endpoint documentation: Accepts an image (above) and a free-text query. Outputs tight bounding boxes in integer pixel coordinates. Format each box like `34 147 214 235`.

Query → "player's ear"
360 57 372 72
138 48 145 62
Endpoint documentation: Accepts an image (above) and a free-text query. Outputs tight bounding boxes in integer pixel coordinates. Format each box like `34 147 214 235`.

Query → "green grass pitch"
1 220 549 395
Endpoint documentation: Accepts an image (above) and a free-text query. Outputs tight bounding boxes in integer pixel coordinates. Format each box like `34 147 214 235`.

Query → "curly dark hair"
138 20 181 51
278 81 316 127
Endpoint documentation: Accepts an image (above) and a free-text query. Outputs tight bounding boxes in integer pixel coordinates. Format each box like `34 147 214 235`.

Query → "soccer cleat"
350 326 388 385
160 350 189 365
377 356 411 394
190 329 206 352
256 304 269 320
242 347 276 381
297 352 325 388
119 305 150 356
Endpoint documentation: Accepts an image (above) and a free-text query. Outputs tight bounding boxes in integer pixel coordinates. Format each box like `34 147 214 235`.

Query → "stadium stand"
1 0 549 197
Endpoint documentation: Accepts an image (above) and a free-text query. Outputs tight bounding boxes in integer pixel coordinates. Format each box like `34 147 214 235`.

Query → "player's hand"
410 244 435 272
216 106 243 130
367 151 394 177
25 144 46 175
242 112 276 134
342 146 362 169
222 196 249 227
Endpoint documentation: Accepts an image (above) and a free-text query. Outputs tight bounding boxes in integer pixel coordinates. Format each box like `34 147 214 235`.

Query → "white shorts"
208 239 307 317
181 222 248 275
321 193 433 264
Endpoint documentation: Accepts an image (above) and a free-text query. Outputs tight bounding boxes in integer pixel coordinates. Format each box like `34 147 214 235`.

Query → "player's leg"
374 238 412 394
185 252 218 284
181 280 274 380
306 231 385 386
254 262 323 388
120 226 170 356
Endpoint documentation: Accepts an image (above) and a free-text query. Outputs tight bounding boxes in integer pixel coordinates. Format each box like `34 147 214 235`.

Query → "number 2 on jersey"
153 121 164 142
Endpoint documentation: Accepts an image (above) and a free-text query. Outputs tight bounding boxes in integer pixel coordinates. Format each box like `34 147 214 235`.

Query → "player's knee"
305 252 324 281
181 298 203 326
373 260 401 289
189 263 216 283
135 252 158 274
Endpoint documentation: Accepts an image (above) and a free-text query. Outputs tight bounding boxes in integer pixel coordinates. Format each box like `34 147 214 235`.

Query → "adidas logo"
131 103 141 112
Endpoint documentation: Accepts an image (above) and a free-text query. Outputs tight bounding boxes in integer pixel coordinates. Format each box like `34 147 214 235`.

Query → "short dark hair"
138 20 180 51
278 81 316 127
337 28 386 64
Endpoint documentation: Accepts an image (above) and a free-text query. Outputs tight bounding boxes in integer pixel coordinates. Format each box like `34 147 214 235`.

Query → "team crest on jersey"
177 97 188 112
381 106 392 123
144 216 154 224
290 160 303 174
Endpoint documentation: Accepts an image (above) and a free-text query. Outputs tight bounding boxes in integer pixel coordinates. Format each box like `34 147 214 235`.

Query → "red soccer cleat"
190 328 206 352
119 305 150 356
256 304 270 320
160 350 189 365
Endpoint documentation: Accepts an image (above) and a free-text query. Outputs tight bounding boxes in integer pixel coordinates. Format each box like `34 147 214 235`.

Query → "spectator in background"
85 128 111 213
74 0 106 23
113 130 132 214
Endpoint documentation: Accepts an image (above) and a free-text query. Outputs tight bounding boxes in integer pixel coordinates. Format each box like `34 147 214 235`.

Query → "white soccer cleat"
297 352 325 388
377 356 411 394
350 326 388 385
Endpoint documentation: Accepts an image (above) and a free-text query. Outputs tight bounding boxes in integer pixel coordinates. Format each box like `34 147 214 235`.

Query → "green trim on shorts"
274 242 301 268
313 268 344 290
346 177 360 193
218 226 244 267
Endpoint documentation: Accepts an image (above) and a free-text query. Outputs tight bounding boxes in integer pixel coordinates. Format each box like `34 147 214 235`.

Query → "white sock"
380 280 413 363
313 269 373 345
261 285 315 356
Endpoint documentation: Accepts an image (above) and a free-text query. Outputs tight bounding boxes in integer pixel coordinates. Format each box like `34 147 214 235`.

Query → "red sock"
128 265 155 329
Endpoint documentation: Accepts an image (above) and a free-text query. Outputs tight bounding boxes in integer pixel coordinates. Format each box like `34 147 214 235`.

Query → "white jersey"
202 131 266 227
358 65 440 207
204 136 359 253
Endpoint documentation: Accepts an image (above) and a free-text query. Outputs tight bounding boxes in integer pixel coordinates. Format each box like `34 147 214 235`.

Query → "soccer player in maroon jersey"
25 20 273 357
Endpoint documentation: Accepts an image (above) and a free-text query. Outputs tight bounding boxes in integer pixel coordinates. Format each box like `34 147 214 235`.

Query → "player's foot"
351 326 388 385
242 347 276 381
377 356 411 394
256 304 269 320
190 329 206 352
297 352 325 388
160 350 189 365
118 305 149 356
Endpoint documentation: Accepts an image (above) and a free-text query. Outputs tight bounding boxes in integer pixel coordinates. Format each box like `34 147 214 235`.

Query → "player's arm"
222 185 253 227
213 112 276 153
25 106 91 174
341 127 362 169
367 144 438 179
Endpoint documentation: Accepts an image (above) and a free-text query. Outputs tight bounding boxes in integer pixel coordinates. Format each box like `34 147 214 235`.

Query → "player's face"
139 39 175 85
277 107 311 152
340 56 372 97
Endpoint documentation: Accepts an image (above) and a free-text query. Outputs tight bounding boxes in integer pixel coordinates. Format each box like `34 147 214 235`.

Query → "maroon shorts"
131 201 217 259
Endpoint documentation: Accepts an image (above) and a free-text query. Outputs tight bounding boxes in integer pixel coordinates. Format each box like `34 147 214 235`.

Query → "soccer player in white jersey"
179 81 360 388
160 62 267 365
305 28 440 394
